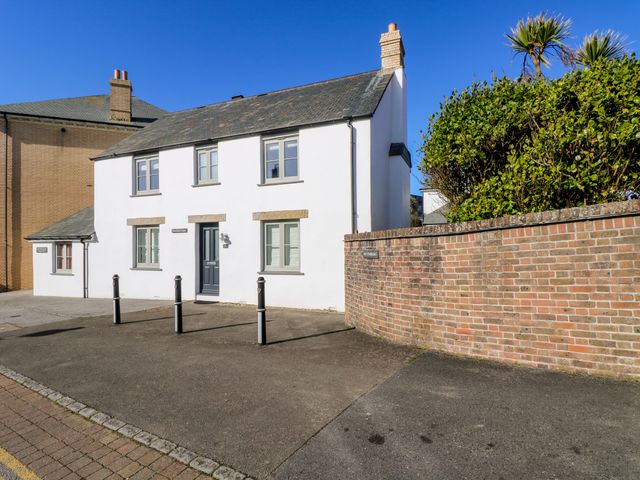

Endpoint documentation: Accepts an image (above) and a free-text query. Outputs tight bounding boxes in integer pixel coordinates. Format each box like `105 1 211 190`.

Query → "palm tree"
575 31 627 66
506 13 572 81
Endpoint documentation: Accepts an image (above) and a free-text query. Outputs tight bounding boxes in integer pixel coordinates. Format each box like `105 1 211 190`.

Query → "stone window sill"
257 180 304 187
192 182 221 188
130 267 163 271
257 271 304 276
51 272 74 276
130 192 162 198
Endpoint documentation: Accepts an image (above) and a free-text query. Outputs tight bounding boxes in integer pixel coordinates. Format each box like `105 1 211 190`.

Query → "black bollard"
113 274 121 325
257 276 266 345
175 275 183 334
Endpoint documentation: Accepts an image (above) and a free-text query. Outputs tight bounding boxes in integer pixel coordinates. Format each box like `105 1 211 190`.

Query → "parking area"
0 300 638 479
0 302 419 478
0 290 171 330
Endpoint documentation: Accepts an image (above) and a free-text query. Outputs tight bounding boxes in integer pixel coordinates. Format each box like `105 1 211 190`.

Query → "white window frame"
195 146 219 185
262 220 300 272
54 242 72 274
262 134 299 184
134 154 160 195
134 226 160 268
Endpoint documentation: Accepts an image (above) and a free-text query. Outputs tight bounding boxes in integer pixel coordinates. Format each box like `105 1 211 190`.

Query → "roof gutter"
25 234 93 242
0 110 145 129
90 114 375 161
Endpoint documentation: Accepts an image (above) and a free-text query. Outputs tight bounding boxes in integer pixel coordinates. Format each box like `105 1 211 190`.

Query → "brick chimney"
109 69 132 122
380 22 404 70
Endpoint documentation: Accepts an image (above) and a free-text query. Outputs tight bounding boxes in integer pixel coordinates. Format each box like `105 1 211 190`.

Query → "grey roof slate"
0 95 166 127
26 207 94 240
94 70 393 160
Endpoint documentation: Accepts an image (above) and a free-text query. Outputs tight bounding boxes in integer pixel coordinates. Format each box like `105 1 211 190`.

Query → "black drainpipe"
346 118 357 233
82 239 89 298
3 113 8 291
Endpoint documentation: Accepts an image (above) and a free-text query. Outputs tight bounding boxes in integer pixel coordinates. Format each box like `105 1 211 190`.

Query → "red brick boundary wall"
345 200 640 379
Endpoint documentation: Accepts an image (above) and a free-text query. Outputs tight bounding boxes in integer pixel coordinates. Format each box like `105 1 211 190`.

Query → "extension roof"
94 69 394 160
25 207 94 241
0 96 166 127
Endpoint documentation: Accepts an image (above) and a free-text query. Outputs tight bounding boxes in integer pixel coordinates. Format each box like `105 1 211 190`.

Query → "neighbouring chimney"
380 22 404 70
109 69 132 122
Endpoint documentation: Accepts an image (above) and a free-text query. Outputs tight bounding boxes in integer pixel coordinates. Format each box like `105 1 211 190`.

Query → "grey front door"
200 224 219 294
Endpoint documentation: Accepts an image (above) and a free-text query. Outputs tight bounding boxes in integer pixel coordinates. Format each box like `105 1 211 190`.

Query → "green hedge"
419 55 640 222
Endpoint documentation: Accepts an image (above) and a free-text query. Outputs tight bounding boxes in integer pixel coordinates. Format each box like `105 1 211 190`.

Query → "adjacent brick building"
0 71 165 290
345 200 640 379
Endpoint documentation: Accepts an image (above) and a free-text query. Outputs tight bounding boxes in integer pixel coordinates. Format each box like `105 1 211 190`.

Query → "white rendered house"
28 23 410 310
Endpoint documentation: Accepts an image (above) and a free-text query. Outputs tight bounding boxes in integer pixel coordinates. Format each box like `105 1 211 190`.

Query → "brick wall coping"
346 199 640 242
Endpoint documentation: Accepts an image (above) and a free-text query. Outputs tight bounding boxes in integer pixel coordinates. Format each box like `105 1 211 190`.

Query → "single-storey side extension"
29 23 410 311
27 207 94 298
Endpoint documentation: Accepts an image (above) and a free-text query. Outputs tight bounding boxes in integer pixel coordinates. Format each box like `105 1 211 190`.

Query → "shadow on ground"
0 302 418 478
1 302 638 479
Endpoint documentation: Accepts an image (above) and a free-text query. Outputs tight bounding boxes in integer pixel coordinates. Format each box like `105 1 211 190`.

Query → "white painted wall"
33 68 408 310
370 68 410 230
353 118 372 232
89 123 355 310
32 241 84 297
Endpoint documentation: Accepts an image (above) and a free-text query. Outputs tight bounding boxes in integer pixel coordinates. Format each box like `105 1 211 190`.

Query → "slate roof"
25 207 94 240
0 96 166 127
94 70 394 160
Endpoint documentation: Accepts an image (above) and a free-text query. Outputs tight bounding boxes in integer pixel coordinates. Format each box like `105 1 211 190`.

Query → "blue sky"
2 0 639 194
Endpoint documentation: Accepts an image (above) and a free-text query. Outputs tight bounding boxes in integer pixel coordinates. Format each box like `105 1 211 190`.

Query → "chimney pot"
114 69 120 79
388 22 397 32
122 70 128 80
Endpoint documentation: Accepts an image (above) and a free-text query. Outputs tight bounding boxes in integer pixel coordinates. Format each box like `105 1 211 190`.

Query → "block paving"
0 366 250 479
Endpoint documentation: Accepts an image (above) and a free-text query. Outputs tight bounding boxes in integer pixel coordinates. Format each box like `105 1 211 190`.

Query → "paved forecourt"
0 370 241 480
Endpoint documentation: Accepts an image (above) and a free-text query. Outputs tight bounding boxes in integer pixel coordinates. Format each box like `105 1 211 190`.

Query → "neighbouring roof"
94 70 394 160
423 204 450 225
25 207 94 241
0 95 166 127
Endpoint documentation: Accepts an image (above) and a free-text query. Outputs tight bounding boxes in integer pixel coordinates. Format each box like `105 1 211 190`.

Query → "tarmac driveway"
0 302 418 478
0 302 638 479
273 353 640 480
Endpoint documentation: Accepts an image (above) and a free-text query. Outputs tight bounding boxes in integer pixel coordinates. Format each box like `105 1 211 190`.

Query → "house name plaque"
362 248 379 259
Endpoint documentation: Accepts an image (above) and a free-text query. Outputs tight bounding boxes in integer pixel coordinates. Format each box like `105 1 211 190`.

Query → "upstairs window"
135 155 159 194
135 226 160 268
263 135 298 183
196 146 219 184
55 242 72 273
